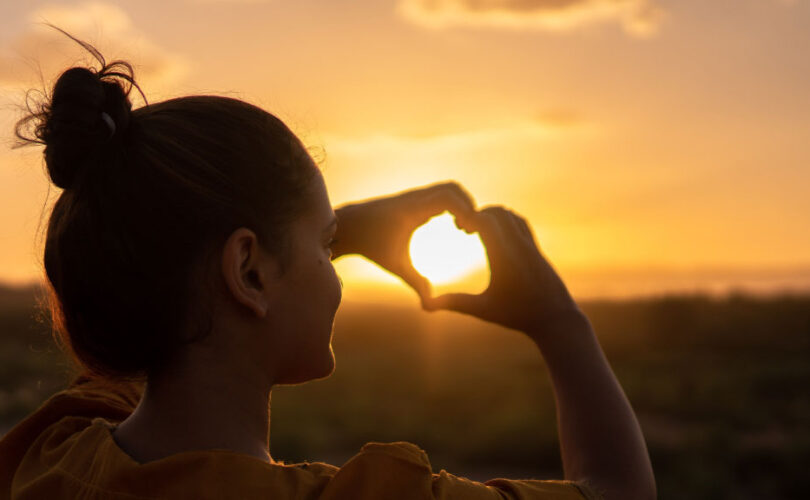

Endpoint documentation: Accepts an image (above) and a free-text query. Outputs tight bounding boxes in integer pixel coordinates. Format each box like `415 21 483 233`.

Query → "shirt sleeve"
482 477 603 500
318 441 601 500
0 372 143 491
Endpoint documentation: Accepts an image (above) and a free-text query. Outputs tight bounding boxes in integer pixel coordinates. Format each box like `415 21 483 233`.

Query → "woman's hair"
16 32 319 380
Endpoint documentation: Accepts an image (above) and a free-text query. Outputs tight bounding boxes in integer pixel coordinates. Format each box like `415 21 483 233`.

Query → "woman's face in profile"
269 167 342 385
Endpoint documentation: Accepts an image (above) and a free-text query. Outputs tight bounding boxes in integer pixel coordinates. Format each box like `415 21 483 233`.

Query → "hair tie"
100 112 116 138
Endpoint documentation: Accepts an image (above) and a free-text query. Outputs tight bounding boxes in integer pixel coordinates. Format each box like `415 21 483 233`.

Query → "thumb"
399 267 432 304
423 292 483 316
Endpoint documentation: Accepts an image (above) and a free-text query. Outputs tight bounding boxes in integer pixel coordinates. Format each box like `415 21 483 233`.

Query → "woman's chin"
277 349 335 386
312 349 336 380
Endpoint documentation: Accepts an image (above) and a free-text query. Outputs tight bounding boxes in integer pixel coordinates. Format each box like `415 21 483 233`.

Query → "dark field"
1 285 808 499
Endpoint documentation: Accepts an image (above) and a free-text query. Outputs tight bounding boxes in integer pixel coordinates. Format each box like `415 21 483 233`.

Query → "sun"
408 212 488 286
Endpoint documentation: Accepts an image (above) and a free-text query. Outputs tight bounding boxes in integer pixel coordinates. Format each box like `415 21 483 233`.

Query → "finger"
482 207 537 248
512 213 539 249
466 206 511 274
399 265 432 303
421 181 476 208
405 182 477 225
423 292 482 316
498 209 526 241
513 213 530 237
499 210 547 266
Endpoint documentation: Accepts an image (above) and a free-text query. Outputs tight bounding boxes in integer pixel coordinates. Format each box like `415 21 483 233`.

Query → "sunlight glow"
408 212 487 285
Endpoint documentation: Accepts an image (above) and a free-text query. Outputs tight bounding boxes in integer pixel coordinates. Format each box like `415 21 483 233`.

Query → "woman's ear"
221 228 279 317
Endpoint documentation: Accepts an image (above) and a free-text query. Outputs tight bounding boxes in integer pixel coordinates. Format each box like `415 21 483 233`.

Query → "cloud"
185 0 269 4
324 117 592 154
397 0 667 38
535 107 584 127
316 118 599 202
0 2 189 97
187 0 269 3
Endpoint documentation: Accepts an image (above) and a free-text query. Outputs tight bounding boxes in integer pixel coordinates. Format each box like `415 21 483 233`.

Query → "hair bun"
14 29 143 190
39 65 133 190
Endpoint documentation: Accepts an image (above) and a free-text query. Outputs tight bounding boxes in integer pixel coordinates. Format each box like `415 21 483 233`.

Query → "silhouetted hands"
424 206 584 341
337 191 655 499
332 182 477 305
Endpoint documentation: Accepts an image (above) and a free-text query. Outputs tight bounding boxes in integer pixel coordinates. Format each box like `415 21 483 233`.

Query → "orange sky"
1 0 808 299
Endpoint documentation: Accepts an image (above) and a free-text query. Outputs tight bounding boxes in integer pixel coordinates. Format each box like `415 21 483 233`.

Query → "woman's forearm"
529 312 656 500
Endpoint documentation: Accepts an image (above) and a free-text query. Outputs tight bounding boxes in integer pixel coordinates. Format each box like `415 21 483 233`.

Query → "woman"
0 37 655 500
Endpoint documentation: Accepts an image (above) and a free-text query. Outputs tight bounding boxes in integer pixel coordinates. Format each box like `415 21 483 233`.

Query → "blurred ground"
1 284 808 499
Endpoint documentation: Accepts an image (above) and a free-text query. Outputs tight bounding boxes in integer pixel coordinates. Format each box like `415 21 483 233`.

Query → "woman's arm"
425 206 656 500
532 312 655 500
329 184 655 499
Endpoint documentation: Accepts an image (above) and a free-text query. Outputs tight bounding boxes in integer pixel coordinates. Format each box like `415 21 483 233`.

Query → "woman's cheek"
330 263 343 309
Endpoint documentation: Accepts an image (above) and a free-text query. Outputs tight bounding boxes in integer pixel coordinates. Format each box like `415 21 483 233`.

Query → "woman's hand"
337 193 655 498
424 205 583 341
331 182 477 305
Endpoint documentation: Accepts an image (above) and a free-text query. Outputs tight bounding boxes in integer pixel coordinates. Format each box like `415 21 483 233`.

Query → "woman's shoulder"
323 441 600 500
2 416 333 499
0 373 143 495
0 378 598 499
2 418 598 500
5 372 144 437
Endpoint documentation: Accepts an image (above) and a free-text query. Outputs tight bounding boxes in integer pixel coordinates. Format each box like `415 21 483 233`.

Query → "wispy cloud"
0 2 189 97
397 0 667 38
323 117 592 155
317 117 598 203
185 0 270 4
535 107 585 127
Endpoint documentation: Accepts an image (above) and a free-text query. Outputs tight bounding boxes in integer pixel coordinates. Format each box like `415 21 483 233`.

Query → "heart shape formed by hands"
337 183 582 333
333 182 486 306
408 212 490 297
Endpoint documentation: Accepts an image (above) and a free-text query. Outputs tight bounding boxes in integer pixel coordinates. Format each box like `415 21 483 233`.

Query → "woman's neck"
112 346 275 464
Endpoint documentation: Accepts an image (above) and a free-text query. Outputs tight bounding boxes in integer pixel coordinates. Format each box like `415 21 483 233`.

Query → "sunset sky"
0 0 808 299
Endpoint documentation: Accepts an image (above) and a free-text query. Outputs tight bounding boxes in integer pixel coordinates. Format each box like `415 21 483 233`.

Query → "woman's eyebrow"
323 216 337 233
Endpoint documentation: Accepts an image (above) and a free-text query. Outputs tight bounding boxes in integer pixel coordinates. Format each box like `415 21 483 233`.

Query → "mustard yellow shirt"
0 375 600 499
